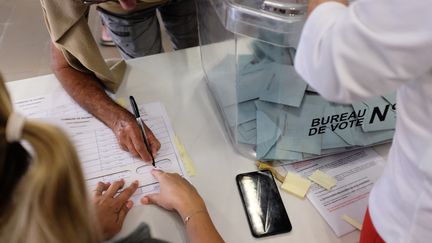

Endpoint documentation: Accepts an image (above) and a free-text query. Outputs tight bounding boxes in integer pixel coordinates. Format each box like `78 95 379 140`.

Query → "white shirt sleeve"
294 0 432 103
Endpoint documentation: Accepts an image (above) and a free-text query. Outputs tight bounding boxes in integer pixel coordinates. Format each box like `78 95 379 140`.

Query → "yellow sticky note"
309 170 337 190
256 161 285 183
341 214 362 231
281 172 311 199
174 135 196 177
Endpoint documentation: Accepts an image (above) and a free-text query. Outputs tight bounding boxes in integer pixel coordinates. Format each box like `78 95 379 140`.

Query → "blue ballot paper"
208 54 269 107
238 54 270 74
256 96 325 160
256 110 283 158
382 92 396 105
252 41 294 65
255 101 286 158
237 64 274 103
236 128 257 145
335 124 395 146
352 96 396 132
210 53 396 163
207 56 238 107
237 119 257 144
264 145 304 161
326 104 395 146
302 147 354 160
238 119 257 132
259 64 307 107
278 95 325 155
322 127 351 149
224 100 257 126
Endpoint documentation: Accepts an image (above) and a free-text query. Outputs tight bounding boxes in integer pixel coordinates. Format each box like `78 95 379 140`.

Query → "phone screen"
236 170 292 238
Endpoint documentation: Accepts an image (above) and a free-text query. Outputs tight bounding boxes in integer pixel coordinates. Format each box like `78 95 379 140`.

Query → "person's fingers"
117 200 134 224
119 140 128 152
114 180 139 206
125 136 139 157
115 123 130 152
129 123 151 162
93 181 110 197
105 179 125 198
144 124 161 156
140 196 151 205
151 169 165 182
140 194 159 205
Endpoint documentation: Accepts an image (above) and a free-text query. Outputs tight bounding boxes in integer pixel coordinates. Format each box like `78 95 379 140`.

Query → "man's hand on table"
111 110 161 163
50 42 160 163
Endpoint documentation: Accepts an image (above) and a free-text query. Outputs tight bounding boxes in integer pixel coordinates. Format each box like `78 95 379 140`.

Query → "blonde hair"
0 75 99 242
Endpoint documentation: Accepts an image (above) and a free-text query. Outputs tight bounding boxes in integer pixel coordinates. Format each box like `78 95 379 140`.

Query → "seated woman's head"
0 76 98 243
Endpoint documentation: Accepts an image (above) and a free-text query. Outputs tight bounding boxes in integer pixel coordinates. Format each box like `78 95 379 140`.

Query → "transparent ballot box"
197 0 395 163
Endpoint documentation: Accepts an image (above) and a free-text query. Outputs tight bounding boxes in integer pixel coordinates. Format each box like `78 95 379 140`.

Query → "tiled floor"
0 0 172 82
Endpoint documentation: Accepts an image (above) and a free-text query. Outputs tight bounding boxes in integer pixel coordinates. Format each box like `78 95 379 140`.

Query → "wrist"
177 197 207 220
108 108 134 130
183 209 207 225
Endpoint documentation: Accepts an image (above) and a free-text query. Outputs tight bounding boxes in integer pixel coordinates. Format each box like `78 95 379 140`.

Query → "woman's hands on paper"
93 179 138 240
141 170 207 219
112 111 161 163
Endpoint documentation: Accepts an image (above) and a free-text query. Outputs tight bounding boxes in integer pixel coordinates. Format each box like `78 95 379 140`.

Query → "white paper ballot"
13 96 47 118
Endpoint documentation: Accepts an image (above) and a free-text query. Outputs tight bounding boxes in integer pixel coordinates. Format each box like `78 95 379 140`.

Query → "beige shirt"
40 0 165 92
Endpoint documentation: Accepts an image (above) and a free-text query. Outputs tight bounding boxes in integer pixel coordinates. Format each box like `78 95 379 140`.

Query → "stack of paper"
208 51 396 163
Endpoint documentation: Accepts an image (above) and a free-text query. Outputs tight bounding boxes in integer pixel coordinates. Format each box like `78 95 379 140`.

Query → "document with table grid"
14 90 187 203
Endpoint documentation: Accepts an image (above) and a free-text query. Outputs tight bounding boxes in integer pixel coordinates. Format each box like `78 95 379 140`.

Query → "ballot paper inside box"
197 0 395 163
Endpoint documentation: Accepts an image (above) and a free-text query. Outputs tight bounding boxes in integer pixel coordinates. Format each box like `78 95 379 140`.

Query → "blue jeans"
98 0 198 59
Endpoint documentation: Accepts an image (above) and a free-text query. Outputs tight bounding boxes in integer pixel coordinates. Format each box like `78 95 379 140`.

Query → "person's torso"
98 0 169 15
369 70 432 242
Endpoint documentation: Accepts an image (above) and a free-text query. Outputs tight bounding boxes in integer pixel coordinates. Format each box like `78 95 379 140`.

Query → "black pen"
129 96 156 166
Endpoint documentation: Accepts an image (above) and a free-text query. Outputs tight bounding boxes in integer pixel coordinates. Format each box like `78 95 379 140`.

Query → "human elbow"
50 42 71 74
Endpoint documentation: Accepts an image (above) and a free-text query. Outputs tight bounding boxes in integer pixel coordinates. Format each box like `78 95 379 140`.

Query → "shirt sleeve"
40 0 126 93
294 0 432 103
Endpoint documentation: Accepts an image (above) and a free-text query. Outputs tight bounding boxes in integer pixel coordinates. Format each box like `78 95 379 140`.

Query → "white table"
6 46 390 243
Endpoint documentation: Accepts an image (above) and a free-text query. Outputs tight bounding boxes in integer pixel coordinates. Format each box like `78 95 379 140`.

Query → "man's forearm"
50 42 131 129
50 42 160 161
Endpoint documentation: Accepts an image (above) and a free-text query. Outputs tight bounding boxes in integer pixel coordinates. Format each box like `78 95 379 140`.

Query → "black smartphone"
236 170 292 238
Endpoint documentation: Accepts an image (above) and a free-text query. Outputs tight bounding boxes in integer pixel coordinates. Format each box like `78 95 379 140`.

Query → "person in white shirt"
294 0 432 242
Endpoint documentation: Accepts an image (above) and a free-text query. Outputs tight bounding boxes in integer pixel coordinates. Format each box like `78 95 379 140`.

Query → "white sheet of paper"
40 88 93 117
23 95 187 204
277 148 385 237
13 88 96 118
13 96 47 118
52 102 187 203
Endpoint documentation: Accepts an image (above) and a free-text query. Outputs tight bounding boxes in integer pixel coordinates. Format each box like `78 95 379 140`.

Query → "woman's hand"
141 170 206 219
93 179 139 240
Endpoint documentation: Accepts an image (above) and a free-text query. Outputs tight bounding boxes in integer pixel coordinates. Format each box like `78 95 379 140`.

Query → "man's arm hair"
50 42 130 129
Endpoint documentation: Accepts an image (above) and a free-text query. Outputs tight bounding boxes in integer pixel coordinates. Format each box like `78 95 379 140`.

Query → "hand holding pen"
129 96 160 165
